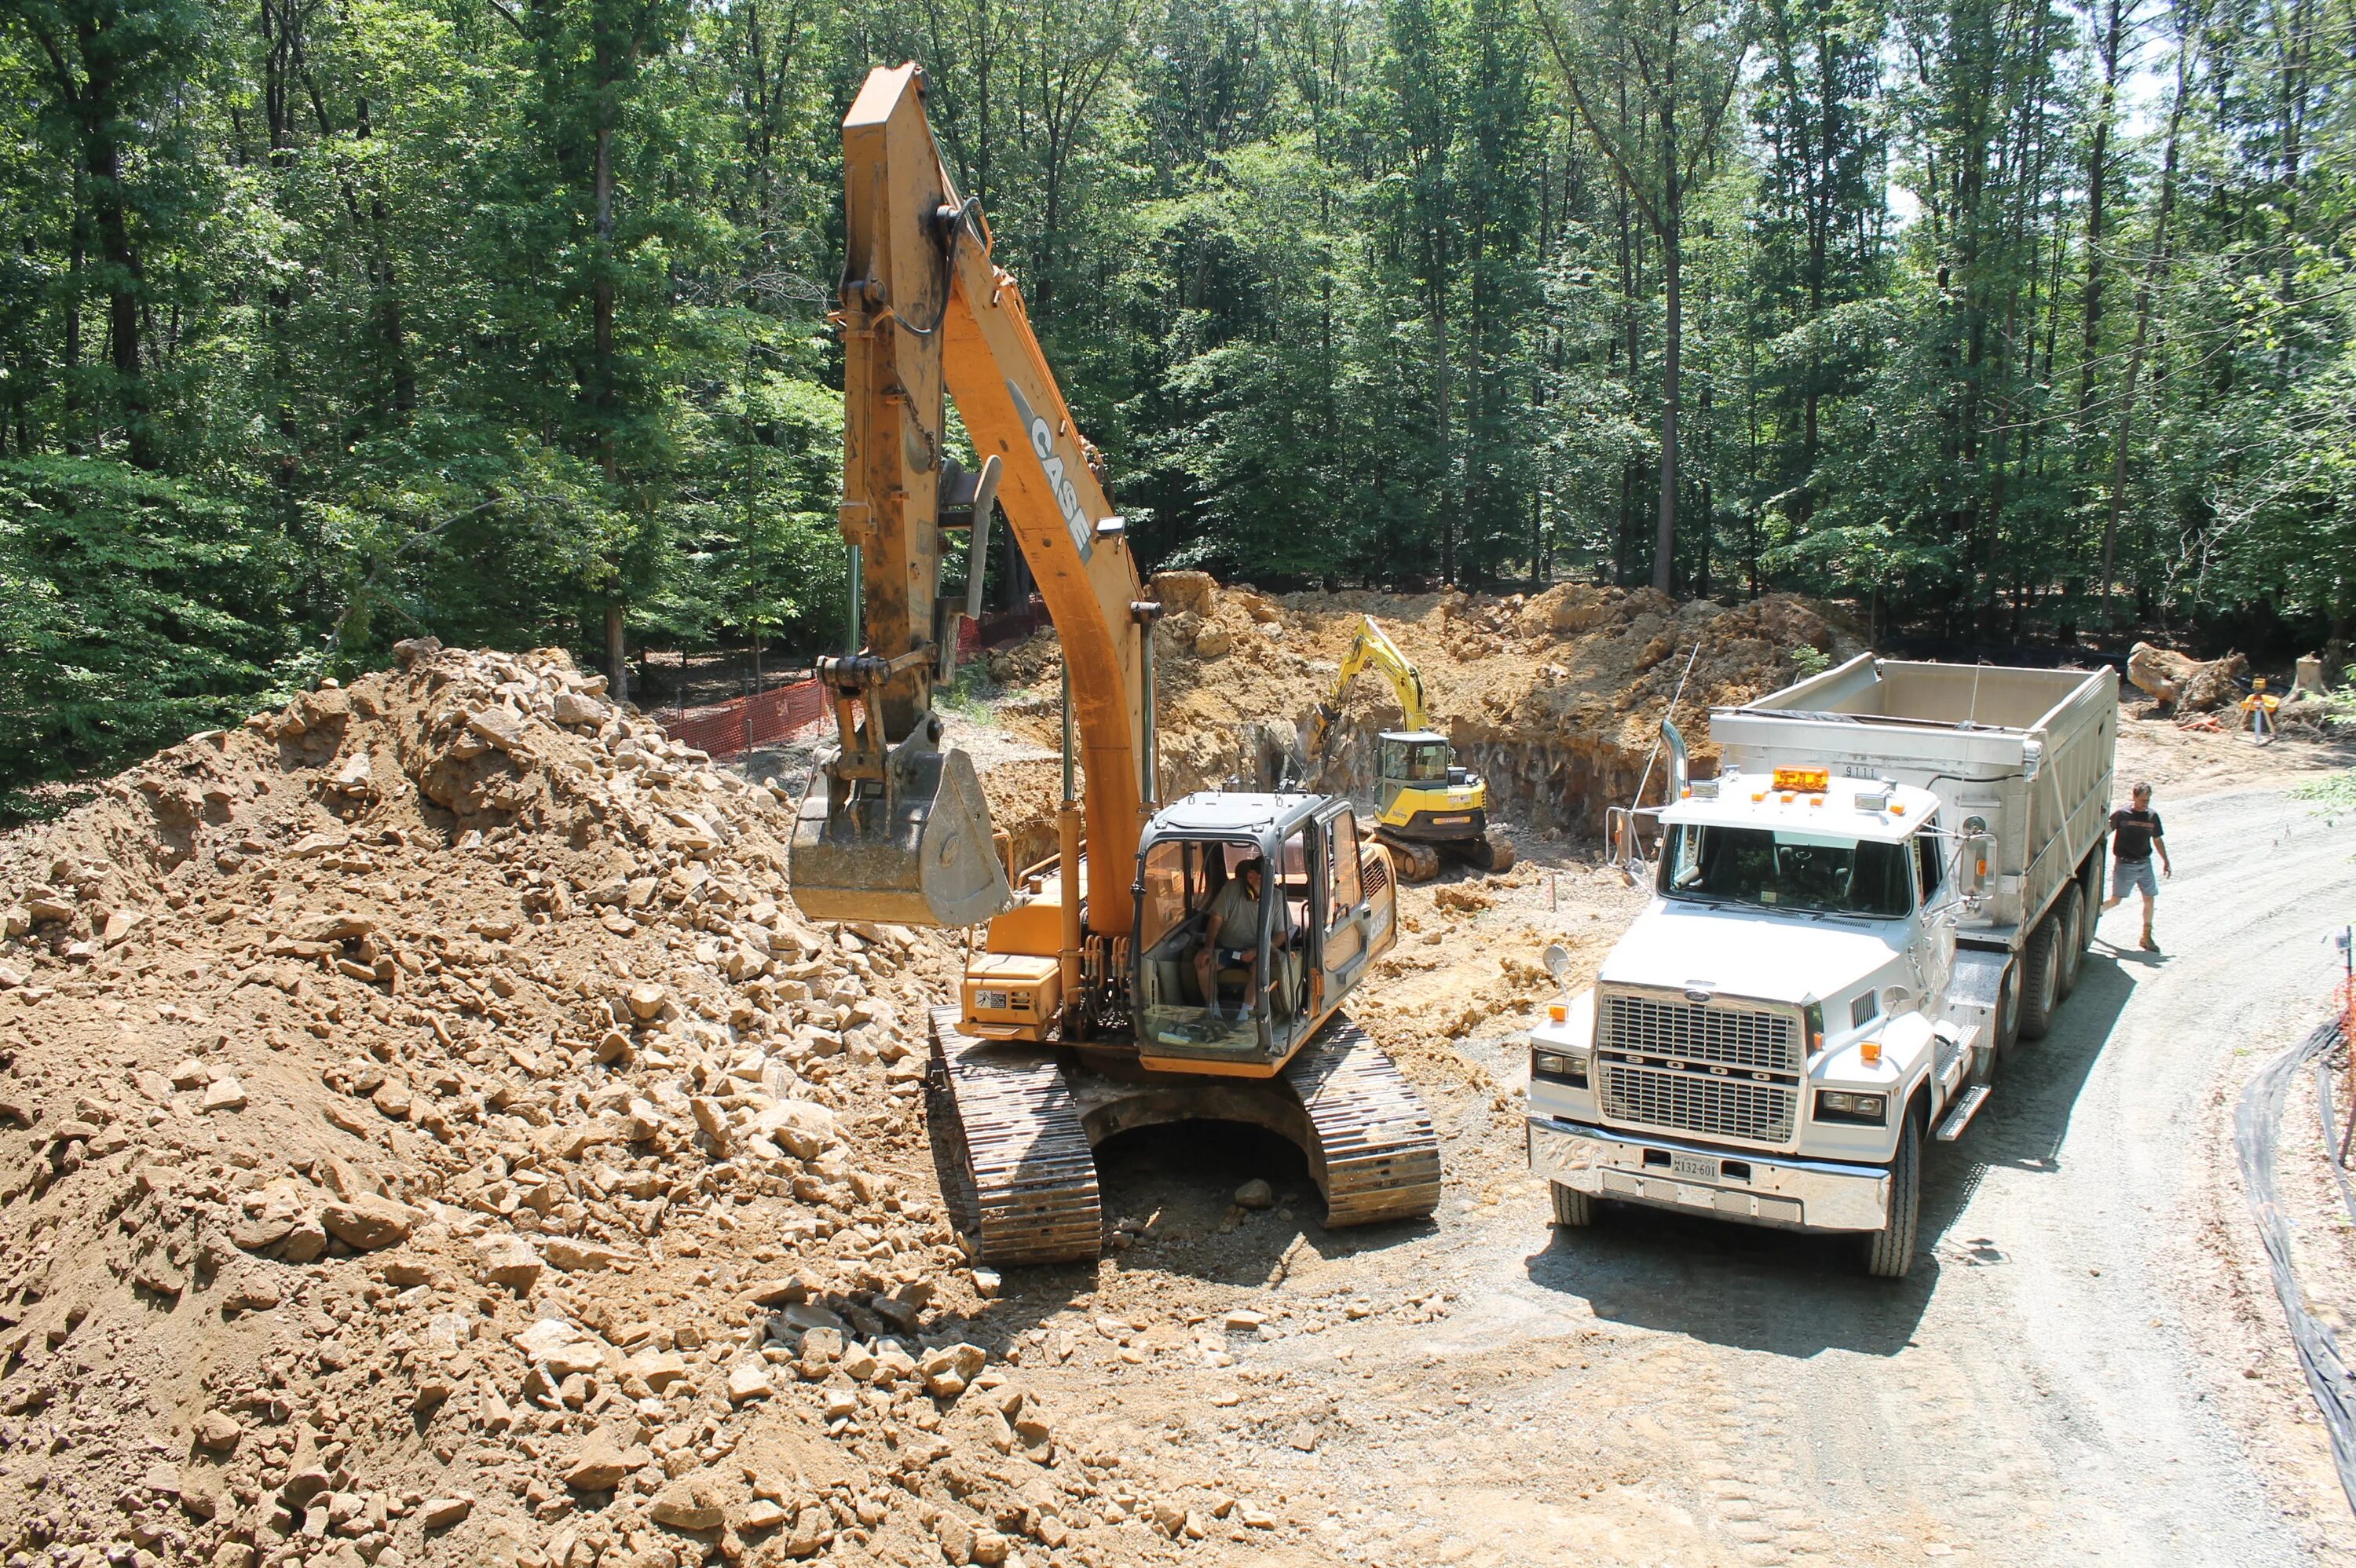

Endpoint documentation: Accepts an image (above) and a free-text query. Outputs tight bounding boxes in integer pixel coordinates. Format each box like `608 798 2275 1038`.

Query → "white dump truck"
1526 655 2118 1276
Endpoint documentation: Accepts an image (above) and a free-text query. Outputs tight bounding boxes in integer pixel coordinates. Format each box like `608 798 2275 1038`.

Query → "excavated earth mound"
979 575 1861 862
0 644 1268 1568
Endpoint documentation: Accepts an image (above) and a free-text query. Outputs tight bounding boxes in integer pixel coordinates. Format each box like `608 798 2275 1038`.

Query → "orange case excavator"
788 64 1440 1264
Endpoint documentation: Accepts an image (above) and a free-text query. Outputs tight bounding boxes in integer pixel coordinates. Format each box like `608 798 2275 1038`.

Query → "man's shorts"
2112 857 2158 899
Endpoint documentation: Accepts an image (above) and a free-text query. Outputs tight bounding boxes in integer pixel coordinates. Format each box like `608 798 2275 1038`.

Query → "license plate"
975 989 1011 1011
1670 1152 1717 1182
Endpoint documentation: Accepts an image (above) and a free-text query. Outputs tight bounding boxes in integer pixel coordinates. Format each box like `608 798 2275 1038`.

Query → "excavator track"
1380 835 1444 883
926 1007 1440 1262
1283 1014 1443 1228
926 1007 1102 1265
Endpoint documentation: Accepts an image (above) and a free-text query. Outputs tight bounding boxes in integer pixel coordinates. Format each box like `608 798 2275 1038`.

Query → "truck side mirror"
1542 943 1572 989
1956 816 1994 906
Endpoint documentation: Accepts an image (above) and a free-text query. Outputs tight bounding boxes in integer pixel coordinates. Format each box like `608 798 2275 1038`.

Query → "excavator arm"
791 64 1154 938
1301 616 1431 781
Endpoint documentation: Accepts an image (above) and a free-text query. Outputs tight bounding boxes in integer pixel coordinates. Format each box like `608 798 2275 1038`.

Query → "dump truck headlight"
1532 1048 1589 1088
1816 1090 1887 1125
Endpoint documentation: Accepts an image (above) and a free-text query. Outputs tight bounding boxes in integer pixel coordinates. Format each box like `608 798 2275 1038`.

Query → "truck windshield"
1657 824 1915 919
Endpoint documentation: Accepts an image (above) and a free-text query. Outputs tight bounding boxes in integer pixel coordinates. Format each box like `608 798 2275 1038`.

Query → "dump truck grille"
1594 989 1805 1146
1598 1064 1798 1145
1601 992 1802 1075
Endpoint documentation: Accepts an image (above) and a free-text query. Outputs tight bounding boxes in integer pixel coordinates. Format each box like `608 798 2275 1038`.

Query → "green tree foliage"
2 0 2352 803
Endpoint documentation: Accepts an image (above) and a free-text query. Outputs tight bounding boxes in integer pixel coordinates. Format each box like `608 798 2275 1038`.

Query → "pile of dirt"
980 574 1860 857
0 645 1272 1568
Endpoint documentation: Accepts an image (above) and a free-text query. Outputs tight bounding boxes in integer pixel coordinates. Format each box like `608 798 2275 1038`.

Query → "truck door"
1911 822 1956 1006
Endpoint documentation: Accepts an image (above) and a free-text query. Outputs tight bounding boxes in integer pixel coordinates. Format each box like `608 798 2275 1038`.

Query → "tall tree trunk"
1657 216 1679 594
2075 0 2127 433
72 19 151 467
2099 9 2194 611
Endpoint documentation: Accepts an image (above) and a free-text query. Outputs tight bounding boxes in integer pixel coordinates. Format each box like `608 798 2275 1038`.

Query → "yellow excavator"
1295 616 1516 882
788 64 1440 1264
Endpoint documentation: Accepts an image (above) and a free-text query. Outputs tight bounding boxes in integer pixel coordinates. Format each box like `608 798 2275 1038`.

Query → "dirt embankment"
0 645 1269 1568
973 572 1859 865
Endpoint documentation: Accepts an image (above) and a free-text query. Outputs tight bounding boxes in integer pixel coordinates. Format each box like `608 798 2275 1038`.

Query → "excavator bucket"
788 740 1015 928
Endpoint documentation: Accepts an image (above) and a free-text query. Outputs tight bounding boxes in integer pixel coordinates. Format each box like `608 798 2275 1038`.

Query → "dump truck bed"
1709 656 2117 950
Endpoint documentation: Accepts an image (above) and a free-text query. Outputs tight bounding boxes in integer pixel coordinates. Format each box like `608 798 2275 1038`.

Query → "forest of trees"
2 0 2351 801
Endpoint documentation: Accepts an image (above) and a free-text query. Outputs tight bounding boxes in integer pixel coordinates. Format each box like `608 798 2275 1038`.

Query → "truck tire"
1991 957 2021 1063
1861 1111 1922 1279
1549 1182 1595 1227
2018 912 2062 1041
2079 840 2104 951
2054 883 2087 997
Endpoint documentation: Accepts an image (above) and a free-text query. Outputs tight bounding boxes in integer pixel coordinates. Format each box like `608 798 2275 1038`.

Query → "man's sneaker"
2140 933 2160 952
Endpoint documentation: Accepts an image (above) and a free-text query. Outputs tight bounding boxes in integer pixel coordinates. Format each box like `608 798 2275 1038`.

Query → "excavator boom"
791 64 1150 933
1301 616 1431 781
792 66 1442 1266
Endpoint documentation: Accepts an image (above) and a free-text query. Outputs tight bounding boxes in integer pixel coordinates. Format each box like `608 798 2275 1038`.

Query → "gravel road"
1091 784 2356 1567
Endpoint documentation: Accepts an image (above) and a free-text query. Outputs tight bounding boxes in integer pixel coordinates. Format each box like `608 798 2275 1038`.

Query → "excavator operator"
1194 855 1265 1019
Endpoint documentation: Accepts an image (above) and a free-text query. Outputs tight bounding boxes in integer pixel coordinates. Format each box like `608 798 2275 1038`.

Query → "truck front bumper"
1527 1116 1892 1233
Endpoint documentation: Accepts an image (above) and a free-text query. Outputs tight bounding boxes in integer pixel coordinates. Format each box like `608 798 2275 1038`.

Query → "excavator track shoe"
1386 839 1443 883
927 1007 1102 1265
1286 1016 1443 1228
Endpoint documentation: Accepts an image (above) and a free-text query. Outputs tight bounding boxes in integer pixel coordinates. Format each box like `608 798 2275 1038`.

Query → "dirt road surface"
978 780 2356 1568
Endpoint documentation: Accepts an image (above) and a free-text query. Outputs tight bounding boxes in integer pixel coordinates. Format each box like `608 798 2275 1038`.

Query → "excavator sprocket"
927 1007 1103 1265
1381 834 1444 883
1283 1015 1443 1228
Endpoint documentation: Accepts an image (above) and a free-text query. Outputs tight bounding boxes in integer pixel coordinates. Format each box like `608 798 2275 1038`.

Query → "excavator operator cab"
1377 732 1452 787
1133 792 1390 1068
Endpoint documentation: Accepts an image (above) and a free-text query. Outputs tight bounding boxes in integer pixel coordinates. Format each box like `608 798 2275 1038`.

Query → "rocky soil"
6 574 2342 1568
0 642 1293 1568
971 572 1862 865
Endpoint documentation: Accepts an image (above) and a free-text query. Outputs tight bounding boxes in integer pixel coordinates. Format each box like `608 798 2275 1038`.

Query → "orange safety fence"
661 598 1050 764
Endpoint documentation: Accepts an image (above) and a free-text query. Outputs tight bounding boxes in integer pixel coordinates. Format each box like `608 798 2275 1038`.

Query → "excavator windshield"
1137 839 1271 1051
1380 733 1451 784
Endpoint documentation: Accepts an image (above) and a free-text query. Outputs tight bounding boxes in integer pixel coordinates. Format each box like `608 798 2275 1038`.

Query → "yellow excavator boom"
1301 616 1431 780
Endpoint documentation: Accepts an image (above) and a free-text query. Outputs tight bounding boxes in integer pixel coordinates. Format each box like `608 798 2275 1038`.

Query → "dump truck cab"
1133 791 1397 1073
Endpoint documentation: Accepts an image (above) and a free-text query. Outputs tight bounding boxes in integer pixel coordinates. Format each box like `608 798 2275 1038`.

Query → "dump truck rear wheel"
2055 883 2087 998
1549 1182 1595 1227
1860 1112 1922 1279
2018 912 2062 1041
1990 958 2021 1063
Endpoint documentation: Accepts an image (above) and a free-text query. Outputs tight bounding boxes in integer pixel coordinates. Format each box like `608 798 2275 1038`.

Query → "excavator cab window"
1136 839 1271 1054
1380 736 1451 785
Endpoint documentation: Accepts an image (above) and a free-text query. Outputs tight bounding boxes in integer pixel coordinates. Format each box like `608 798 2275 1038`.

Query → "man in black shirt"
2102 782 2171 951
